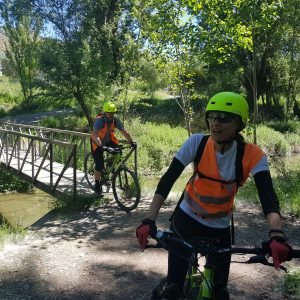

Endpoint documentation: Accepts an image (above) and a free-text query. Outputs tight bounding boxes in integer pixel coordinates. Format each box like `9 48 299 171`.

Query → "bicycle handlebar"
102 146 122 154
102 144 136 154
150 230 300 270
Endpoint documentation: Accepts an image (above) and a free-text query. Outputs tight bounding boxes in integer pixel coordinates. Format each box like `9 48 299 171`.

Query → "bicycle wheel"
84 152 95 189
148 277 167 300
111 166 140 212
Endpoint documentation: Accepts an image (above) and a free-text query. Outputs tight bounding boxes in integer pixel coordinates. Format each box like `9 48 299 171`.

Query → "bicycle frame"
102 145 137 182
184 245 215 299
150 230 300 300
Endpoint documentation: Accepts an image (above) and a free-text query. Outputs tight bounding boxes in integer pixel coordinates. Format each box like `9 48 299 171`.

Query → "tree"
183 0 298 141
34 0 124 127
138 0 198 136
0 0 42 102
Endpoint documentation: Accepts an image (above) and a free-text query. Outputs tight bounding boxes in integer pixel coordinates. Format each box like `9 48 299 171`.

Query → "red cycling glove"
268 238 293 269
136 219 157 251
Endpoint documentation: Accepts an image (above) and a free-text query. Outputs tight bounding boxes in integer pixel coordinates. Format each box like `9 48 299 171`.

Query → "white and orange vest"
91 114 119 151
184 137 265 219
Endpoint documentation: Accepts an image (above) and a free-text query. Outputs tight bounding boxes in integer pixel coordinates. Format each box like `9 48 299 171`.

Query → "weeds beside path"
0 198 299 300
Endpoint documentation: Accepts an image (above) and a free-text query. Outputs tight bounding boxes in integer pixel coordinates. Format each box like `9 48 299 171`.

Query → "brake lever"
246 255 287 272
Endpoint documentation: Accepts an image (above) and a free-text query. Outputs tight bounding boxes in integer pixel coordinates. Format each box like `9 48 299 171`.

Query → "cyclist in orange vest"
91 101 136 194
136 92 293 300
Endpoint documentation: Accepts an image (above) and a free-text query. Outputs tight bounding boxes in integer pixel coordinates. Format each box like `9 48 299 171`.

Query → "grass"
282 266 300 298
0 218 27 247
0 76 22 98
51 193 112 213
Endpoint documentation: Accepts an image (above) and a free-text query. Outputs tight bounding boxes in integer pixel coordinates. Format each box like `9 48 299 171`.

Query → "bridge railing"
0 122 137 175
0 128 79 197
0 122 91 165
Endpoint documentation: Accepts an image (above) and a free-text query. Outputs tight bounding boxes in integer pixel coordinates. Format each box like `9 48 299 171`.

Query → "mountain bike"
84 143 140 212
147 230 300 300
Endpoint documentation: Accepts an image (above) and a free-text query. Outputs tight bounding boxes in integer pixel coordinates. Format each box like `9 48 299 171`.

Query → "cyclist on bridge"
90 101 136 194
136 92 293 300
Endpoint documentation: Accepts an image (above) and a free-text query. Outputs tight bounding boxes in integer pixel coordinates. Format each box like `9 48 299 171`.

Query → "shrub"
0 169 32 193
254 125 291 157
265 120 300 135
282 267 300 298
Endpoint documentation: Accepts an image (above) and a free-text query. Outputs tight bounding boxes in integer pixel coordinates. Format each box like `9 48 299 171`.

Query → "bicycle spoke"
112 167 140 212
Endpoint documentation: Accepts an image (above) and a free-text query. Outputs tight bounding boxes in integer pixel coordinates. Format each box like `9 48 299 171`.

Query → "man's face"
105 112 114 120
206 111 240 143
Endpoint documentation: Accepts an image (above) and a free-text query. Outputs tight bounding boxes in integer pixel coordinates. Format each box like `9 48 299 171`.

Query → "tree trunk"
74 91 93 129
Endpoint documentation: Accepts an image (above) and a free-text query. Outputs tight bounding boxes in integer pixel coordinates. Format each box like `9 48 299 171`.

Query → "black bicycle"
147 230 300 300
84 143 140 212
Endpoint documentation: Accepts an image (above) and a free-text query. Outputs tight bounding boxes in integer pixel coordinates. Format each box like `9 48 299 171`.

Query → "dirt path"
0 108 74 124
0 198 299 300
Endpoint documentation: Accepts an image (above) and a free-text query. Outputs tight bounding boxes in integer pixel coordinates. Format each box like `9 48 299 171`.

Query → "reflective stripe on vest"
91 115 118 151
185 137 265 219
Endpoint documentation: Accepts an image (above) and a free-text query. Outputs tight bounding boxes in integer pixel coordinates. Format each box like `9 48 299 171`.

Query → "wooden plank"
0 149 94 196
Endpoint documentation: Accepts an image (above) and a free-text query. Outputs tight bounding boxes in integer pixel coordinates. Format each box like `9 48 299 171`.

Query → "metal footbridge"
0 122 94 198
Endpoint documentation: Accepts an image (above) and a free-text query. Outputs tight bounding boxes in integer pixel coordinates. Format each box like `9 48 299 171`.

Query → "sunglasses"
206 112 237 124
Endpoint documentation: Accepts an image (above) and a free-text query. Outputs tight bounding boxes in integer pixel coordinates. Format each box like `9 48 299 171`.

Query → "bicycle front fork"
199 264 213 300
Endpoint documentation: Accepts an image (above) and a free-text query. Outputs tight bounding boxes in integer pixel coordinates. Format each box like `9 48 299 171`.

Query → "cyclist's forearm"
254 171 281 216
267 212 284 237
146 194 165 221
92 132 102 146
121 130 133 143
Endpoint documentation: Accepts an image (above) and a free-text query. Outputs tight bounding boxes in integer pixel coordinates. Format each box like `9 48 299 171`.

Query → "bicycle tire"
84 152 95 189
148 277 167 300
112 166 140 212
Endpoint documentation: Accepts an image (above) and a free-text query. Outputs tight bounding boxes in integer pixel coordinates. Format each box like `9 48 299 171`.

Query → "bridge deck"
0 149 95 197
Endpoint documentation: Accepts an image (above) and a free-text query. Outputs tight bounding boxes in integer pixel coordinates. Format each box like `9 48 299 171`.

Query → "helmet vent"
211 101 216 104
226 103 233 106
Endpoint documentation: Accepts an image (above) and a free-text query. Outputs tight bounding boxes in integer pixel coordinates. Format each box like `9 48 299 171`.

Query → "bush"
254 125 291 156
282 268 300 298
265 120 300 135
0 169 32 193
124 118 187 174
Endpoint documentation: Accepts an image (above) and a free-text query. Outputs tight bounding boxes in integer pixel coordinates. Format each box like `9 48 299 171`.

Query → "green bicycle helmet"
205 92 249 130
103 101 117 113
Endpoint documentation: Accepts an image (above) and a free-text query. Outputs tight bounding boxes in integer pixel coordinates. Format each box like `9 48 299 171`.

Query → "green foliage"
0 76 22 99
52 194 106 213
125 118 187 174
1 1 42 100
0 217 26 247
132 97 185 126
0 76 23 116
285 133 300 153
253 125 292 156
0 168 32 193
134 57 166 97
265 120 300 135
282 267 300 298
275 169 300 216
40 115 87 132
237 156 300 217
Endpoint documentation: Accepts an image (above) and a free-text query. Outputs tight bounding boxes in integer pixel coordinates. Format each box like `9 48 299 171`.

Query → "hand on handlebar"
263 236 293 269
130 142 137 149
136 218 157 251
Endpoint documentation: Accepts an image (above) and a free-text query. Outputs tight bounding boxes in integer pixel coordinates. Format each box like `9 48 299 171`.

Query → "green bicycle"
148 230 300 300
84 144 140 212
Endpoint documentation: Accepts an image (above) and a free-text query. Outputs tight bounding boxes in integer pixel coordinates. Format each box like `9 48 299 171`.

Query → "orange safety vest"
91 114 119 151
184 137 265 219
